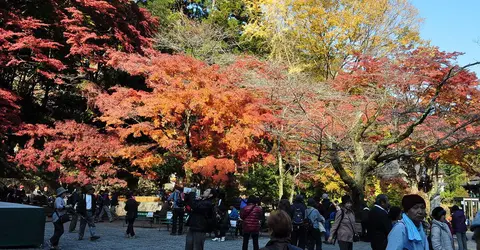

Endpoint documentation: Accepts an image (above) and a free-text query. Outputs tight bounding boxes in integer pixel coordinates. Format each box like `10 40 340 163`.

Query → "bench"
157 211 189 231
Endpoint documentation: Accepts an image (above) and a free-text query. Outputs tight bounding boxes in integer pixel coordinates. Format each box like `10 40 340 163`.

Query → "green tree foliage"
441 164 468 203
239 165 279 205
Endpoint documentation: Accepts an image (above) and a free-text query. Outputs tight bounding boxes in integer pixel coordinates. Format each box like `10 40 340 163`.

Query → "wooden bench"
157 211 189 231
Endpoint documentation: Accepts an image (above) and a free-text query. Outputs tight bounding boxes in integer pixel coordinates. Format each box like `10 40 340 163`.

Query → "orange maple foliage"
86 51 276 182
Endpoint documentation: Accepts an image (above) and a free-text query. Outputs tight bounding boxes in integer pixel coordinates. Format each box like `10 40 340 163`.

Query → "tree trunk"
277 151 284 200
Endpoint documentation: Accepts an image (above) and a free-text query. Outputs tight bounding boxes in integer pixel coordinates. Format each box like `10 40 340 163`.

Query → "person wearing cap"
450 205 467 250
386 194 428 250
430 207 454 250
76 185 100 241
49 187 71 250
328 195 356 250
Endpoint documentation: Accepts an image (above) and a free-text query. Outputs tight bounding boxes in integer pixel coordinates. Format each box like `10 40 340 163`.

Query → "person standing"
328 195 356 250
430 207 454 250
361 203 370 241
241 196 263 250
125 192 138 238
260 210 302 250
291 195 308 249
450 205 468 250
68 186 81 233
278 196 291 214
97 189 113 222
322 193 336 243
386 194 428 250
306 198 325 250
368 194 392 250
212 204 230 242
185 188 215 250
168 186 186 235
49 187 70 250
110 191 119 220
77 185 100 241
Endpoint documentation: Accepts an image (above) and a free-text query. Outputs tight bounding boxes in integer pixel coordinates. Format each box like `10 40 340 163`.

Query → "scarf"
402 213 424 243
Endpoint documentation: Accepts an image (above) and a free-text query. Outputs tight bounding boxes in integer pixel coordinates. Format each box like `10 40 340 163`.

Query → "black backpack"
292 205 304 225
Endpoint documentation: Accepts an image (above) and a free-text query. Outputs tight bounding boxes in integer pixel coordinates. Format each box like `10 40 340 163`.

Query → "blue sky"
411 0 480 75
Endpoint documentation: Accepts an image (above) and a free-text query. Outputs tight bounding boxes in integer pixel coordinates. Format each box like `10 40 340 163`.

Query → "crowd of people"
4 182 480 250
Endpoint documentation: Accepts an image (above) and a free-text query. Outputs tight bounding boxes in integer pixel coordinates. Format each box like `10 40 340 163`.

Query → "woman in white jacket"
430 207 454 250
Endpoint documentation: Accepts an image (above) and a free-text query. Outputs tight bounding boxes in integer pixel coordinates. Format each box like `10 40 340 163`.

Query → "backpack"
292 205 304 225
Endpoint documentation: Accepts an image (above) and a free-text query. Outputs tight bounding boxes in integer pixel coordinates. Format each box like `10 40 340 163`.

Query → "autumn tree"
296 47 480 209
83 51 275 183
242 0 422 79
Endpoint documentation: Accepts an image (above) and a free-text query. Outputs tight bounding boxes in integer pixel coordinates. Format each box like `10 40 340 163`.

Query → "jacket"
431 220 454 250
125 198 138 220
386 220 428 250
168 190 184 209
331 208 356 243
241 204 263 233
305 207 324 230
451 210 467 233
76 194 97 215
229 207 239 220
187 198 215 232
260 238 302 250
369 205 392 250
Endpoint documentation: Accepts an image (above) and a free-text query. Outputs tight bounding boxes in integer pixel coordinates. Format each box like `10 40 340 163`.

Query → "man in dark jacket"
68 185 81 233
76 185 100 241
124 192 138 238
97 189 113 222
368 194 392 250
290 195 307 249
168 186 185 235
185 188 215 250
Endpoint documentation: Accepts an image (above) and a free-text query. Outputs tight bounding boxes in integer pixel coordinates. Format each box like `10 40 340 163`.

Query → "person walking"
322 193 336 243
185 188 215 250
110 191 119 220
368 194 392 250
278 196 291 214
97 189 113 222
241 196 263 250
68 186 81 233
124 192 138 238
386 194 428 250
49 187 71 250
306 198 325 250
450 205 467 250
291 195 308 249
430 207 454 250
260 210 302 250
328 195 356 250
77 185 100 241
388 206 402 225
168 186 186 235
361 203 370 241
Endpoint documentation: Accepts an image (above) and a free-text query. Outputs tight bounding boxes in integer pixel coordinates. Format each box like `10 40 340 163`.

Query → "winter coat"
305 207 325 230
451 210 467 233
260 238 302 250
431 220 454 250
331 208 356 243
241 204 263 233
125 198 138 220
368 205 392 250
187 198 215 232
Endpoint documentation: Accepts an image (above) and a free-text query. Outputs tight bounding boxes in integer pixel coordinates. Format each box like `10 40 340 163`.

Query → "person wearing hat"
49 187 71 250
450 205 468 250
76 184 100 241
430 207 454 250
328 195 356 250
386 194 428 250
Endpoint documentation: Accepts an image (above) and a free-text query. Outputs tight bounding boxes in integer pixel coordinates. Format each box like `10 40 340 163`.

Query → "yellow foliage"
243 0 422 80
